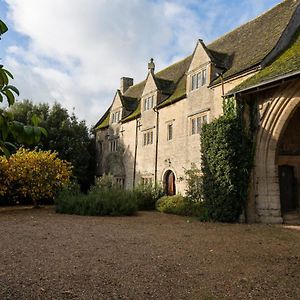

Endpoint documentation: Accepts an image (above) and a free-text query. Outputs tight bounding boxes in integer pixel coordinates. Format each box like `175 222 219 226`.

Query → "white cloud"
2 0 281 126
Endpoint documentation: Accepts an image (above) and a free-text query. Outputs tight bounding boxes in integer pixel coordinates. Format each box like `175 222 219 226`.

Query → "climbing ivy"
200 99 253 222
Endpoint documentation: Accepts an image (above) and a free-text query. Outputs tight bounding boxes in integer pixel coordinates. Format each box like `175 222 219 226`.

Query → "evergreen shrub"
200 113 252 222
156 195 204 217
134 184 164 210
55 182 138 216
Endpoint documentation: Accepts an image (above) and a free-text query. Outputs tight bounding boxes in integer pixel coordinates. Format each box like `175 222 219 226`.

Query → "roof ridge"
155 55 192 77
208 0 297 48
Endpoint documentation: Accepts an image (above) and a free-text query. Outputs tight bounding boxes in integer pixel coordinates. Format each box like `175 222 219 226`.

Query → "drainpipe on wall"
153 106 159 186
220 73 225 96
133 118 139 189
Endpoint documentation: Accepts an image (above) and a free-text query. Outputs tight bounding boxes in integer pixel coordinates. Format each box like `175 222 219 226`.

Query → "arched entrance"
252 80 300 223
164 170 176 196
277 106 300 214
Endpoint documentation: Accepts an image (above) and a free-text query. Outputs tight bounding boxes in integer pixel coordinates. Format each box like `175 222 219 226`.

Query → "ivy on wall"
200 98 253 222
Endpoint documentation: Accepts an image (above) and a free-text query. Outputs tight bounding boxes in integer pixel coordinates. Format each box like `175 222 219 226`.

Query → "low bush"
184 163 202 203
156 195 204 217
55 186 138 216
91 174 114 192
0 148 72 206
134 184 164 210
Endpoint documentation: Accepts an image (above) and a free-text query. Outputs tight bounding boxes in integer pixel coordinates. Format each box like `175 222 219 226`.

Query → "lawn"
0 207 299 300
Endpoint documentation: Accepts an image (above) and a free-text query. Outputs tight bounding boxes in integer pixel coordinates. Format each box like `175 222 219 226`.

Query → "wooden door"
279 165 297 212
167 172 176 196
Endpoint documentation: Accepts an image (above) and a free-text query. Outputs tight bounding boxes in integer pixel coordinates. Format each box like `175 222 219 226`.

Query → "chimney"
120 77 134 94
148 58 155 73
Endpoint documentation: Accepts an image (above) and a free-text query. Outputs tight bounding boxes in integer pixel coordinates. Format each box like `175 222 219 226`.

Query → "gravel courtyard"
0 207 300 300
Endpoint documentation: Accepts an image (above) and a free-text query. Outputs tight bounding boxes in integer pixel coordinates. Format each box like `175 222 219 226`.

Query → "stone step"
284 219 300 225
283 212 300 220
283 212 300 225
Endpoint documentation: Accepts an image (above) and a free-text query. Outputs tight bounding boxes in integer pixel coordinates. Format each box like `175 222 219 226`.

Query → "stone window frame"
167 122 173 141
191 68 207 91
143 95 154 111
115 177 125 188
141 177 153 186
109 138 119 152
143 130 154 146
111 110 121 123
189 112 208 136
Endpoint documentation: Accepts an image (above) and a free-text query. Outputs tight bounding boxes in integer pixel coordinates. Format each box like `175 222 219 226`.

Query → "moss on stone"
230 28 300 93
157 75 187 108
96 111 110 129
122 101 141 123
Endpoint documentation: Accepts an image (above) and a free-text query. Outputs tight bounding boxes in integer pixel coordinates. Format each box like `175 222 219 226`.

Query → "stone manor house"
95 0 300 223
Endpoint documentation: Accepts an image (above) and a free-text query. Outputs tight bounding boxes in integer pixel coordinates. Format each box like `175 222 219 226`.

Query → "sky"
0 0 283 127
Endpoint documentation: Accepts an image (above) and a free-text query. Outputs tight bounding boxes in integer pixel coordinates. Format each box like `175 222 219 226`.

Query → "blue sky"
0 0 282 125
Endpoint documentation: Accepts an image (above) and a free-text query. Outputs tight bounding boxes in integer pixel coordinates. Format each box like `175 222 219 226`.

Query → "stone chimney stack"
120 77 134 94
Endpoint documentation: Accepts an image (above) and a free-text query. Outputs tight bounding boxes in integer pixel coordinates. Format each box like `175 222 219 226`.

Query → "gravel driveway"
0 207 299 300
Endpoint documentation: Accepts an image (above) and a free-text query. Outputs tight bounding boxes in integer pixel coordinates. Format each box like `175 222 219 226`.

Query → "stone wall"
247 79 300 223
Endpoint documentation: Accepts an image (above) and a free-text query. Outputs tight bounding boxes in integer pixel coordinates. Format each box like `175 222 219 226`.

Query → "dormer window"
144 96 154 111
191 69 207 91
112 110 121 123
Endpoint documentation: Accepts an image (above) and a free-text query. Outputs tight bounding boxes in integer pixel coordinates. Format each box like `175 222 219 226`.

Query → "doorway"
279 165 297 213
164 170 176 196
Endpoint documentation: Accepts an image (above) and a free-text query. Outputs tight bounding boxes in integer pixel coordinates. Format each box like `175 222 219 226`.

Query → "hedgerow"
55 176 138 216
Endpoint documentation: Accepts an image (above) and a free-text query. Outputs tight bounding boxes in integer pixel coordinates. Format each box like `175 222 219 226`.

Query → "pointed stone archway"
163 170 176 196
252 80 300 223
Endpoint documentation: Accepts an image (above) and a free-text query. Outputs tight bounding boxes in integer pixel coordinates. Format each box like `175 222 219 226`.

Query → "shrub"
0 148 72 206
156 195 204 217
200 113 252 222
91 174 115 192
134 184 164 210
55 186 138 216
0 156 8 197
184 163 202 202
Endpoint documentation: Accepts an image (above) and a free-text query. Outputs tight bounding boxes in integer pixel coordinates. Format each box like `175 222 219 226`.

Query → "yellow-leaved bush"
0 157 9 197
0 148 72 205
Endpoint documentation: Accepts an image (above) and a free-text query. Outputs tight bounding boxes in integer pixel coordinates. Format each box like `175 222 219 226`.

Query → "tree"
0 20 46 156
9 100 96 191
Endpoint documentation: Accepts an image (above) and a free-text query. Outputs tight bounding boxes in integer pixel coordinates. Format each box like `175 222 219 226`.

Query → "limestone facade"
95 0 300 222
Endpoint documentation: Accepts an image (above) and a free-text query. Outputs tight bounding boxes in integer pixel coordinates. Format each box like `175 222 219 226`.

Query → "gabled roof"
116 90 138 113
95 106 110 129
207 0 300 82
227 27 300 95
95 0 300 128
121 55 192 123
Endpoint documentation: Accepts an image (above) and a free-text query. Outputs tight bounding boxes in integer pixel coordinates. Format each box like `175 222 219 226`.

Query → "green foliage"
0 20 47 156
184 163 202 203
8 100 95 191
133 183 164 210
91 175 163 211
0 148 72 206
200 112 252 222
156 195 204 217
91 174 115 192
55 186 138 216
